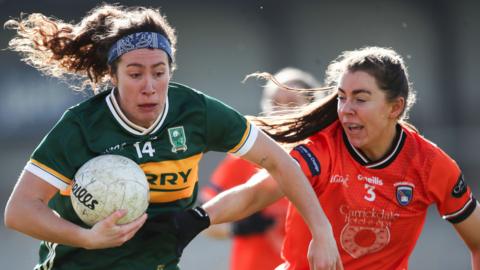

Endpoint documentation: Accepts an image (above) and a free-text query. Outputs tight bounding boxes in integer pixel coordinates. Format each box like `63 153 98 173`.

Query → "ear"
109 67 118 87
389 97 405 119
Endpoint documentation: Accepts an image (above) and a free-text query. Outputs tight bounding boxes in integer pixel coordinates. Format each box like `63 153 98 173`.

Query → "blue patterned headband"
107 32 173 64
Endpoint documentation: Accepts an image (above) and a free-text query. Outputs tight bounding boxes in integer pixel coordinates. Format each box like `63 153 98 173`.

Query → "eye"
356 98 366 103
155 72 165 78
129 73 141 79
337 95 346 101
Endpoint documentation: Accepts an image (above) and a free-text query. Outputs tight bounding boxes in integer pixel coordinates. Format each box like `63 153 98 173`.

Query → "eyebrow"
338 88 371 95
126 62 167 68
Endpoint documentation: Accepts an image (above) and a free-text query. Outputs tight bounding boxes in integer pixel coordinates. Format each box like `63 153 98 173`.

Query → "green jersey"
25 82 258 270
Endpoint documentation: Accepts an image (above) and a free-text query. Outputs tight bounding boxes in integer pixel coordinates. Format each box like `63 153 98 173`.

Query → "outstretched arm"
4 170 147 249
203 169 283 223
204 131 342 270
453 204 480 270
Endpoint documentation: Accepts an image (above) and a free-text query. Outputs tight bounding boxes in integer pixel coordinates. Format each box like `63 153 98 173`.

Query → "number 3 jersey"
23 82 258 270
281 120 476 270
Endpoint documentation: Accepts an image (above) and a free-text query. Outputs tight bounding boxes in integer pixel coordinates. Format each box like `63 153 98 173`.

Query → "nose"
141 75 156 96
338 99 355 115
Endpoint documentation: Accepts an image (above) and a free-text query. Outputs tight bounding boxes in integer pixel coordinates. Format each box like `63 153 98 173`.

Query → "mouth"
344 123 364 133
138 103 158 112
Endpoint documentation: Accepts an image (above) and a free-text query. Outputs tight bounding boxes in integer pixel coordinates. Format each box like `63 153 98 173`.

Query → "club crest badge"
168 126 187 153
395 185 414 206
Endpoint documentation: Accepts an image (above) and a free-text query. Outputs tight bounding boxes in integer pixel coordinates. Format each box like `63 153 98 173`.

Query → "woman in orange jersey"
201 68 320 270
199 47 480 270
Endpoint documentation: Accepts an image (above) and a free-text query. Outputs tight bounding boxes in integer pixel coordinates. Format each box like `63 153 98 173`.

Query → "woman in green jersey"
3 4 341 270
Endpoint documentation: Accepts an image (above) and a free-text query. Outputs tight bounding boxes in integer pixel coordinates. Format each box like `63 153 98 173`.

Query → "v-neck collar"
105 88 168 136
343 124 406 169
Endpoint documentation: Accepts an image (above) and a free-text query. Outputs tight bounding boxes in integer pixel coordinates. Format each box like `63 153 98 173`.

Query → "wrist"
77 227 93 249
189 206 210 228
310 223 333 240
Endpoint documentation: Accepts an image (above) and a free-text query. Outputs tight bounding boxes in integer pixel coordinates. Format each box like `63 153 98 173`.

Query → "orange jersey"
280 121 476 270
201 155 288 270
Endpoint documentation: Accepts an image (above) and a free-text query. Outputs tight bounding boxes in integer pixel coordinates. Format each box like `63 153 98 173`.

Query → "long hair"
248 72 338 146
250 47 418 145
260 67 320 114
5 4 177 93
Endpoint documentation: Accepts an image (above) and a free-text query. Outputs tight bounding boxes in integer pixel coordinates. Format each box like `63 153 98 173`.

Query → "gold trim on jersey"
228 121 258 156
140 153 203 203
106 88 169 136
27 159 72 188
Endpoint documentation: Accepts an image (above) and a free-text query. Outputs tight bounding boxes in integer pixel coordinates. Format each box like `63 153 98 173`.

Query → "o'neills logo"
357 174 384 186
72 182 99 210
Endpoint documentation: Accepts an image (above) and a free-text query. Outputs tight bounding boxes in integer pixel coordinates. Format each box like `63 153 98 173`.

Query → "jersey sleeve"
24 109 89 191
426 148 477 223
203 95 258 156
289 142 323 191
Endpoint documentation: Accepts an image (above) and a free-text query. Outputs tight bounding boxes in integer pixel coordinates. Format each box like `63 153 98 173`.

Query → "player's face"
271 87 308 111
337 70 401 160
112 48 171 128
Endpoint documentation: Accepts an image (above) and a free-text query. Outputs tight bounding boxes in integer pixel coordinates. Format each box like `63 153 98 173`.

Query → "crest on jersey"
396 185 413 206
168 126 187 153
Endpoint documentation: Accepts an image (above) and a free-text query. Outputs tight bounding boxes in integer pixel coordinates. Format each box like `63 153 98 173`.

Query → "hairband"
107 32 172 64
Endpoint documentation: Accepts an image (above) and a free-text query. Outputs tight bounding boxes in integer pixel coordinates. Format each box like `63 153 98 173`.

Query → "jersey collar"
343 124 406 169
105 88 169 136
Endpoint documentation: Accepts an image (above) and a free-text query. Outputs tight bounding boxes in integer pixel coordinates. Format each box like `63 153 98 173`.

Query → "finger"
104 209 127 226
122 213 147 234
122 214 148 240
121 225 142 242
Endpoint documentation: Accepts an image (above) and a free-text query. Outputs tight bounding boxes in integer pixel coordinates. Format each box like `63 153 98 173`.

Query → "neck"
113 88 164 130
360 123 399 161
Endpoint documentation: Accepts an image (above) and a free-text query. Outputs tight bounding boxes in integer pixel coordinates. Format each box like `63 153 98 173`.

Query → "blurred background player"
200 67 320 270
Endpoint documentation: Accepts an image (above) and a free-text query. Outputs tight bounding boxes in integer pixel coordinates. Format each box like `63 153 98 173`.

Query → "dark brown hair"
5 4 177 93
251 47 417 145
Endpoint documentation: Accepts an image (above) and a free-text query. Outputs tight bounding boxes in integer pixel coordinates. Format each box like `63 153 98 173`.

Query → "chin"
349 137 368 150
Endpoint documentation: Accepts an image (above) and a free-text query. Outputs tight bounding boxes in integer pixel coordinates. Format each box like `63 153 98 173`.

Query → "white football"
71 154 149 226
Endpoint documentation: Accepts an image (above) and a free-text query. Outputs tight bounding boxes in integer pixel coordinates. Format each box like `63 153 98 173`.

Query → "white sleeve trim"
24 162 68 191
442 194 475 220
232 124 259 157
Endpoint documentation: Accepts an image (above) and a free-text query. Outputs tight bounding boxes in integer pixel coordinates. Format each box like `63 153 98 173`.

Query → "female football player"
199 46 480 269
3 4 340 270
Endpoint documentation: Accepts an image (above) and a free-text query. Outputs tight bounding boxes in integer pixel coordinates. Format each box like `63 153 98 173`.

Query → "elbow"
4 200 21 231
4 205 16 230
262 153 290 176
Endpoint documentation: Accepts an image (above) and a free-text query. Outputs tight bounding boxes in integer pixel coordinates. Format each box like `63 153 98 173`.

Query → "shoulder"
167 82 217 114
169 82 235 110
67 90 110 118
307 120 342 151
402 126 454 162
168 82 205 100
402 126 460 184
292 120 341 155
290 121 341 177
